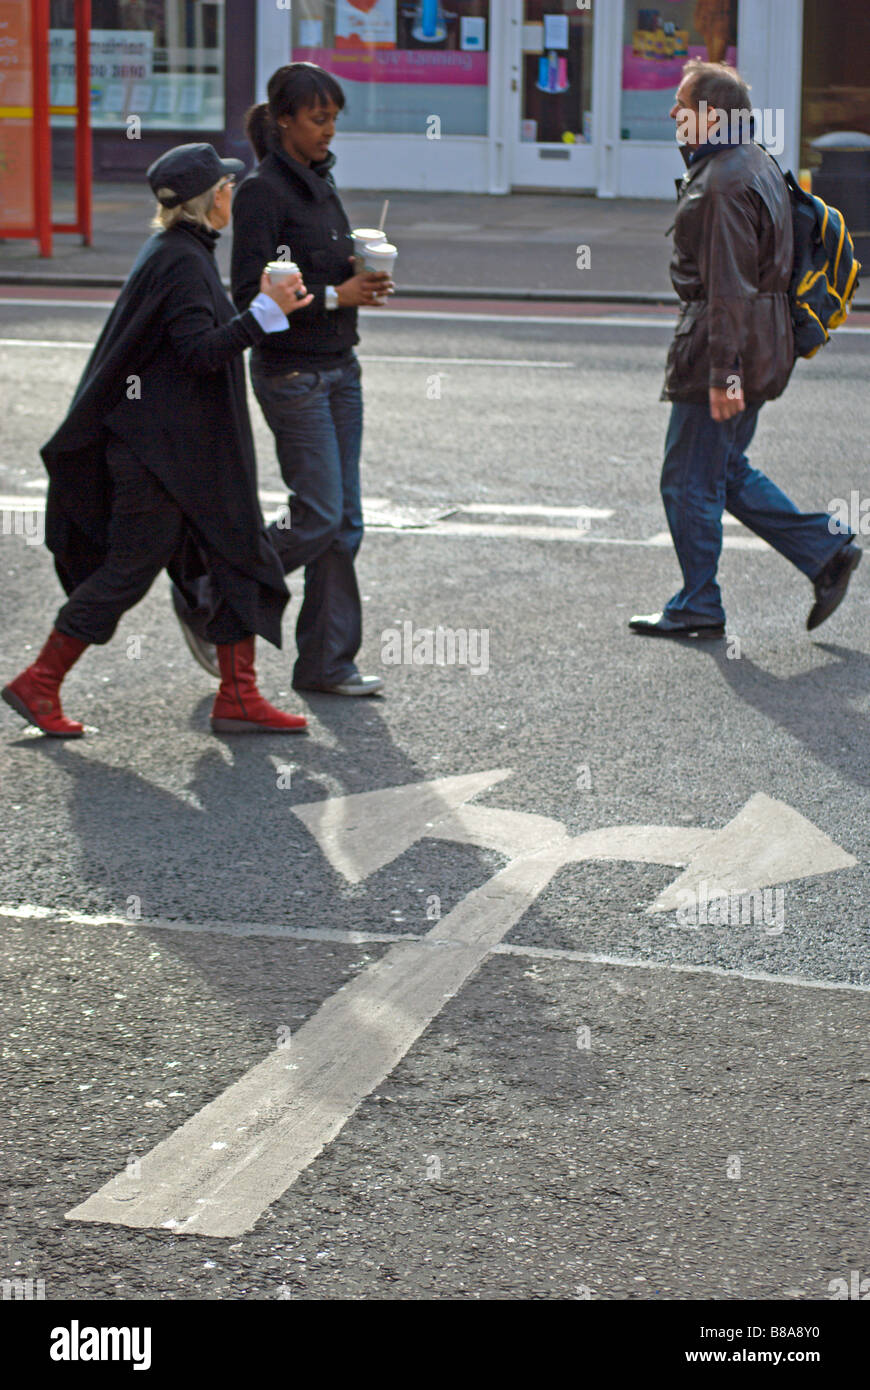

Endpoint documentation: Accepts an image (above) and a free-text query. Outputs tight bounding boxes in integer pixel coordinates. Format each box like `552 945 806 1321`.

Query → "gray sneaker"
171 585 220 677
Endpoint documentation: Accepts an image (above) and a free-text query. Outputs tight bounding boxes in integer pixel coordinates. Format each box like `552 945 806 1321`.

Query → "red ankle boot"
2 629 88 737
211 638 307 734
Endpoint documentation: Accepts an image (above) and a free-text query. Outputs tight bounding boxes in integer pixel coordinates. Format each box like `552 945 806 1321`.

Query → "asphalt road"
0 294 868 1302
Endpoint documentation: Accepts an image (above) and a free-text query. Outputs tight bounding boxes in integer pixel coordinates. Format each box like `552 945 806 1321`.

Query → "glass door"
510 0 596 189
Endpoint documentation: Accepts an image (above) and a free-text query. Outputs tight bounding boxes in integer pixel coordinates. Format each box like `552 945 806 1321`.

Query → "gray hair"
682 59 751 116
150 181 220 232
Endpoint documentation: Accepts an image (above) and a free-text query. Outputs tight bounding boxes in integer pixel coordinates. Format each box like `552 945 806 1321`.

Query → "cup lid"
365 241 397 255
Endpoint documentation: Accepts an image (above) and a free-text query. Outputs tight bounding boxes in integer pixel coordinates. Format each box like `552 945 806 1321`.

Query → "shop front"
48 0 255 176
42 1 868 199
311 0 799 197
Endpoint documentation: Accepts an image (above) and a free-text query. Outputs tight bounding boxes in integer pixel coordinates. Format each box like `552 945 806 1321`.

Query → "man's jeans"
252 356 364 688
661 402 848 626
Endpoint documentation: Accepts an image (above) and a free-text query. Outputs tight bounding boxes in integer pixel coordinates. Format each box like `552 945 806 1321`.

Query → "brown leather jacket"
663 141 795 404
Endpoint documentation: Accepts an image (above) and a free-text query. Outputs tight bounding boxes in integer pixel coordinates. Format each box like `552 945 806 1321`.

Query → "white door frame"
506 0 602 192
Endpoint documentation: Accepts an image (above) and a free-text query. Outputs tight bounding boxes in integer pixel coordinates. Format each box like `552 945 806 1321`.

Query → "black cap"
146 143 244 207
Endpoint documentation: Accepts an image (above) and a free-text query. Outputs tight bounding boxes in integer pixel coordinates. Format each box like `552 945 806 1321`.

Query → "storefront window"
801 0 870 169
48 0 225 131
291 1 490 137
518 1 594 147
620 1 738 142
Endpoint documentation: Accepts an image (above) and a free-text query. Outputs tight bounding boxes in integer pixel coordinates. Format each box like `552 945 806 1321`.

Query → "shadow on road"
706 638 870 791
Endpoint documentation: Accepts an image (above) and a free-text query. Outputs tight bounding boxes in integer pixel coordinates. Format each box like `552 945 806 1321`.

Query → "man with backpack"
630 60 860 639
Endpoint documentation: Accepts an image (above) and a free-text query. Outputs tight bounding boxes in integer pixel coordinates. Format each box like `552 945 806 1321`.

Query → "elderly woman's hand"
259 269 313 314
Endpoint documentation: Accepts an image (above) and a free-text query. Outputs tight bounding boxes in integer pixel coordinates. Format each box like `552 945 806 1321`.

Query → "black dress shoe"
807 543 861 631
629 611 725 639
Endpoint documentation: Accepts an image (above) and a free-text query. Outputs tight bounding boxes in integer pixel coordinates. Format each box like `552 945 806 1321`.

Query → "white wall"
330 134 494 193
736 0 804 173
256 0 293 105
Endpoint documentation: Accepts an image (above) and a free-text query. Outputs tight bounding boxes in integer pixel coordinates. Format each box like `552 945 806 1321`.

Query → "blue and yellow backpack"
782 168 861 358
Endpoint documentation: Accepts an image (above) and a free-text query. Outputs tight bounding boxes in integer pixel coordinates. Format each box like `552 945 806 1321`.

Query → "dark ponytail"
244 102 275 161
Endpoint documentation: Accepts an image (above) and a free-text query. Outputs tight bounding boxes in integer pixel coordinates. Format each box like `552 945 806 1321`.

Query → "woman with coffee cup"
228 63 393 697
2 142 314 739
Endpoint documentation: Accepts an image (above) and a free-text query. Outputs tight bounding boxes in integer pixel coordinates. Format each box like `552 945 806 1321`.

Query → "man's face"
670 79 700 147
671 78 721 148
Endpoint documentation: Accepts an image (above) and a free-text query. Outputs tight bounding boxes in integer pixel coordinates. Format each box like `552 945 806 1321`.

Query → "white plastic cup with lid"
361 241 397 303
265 259 306 300
352 227 386 272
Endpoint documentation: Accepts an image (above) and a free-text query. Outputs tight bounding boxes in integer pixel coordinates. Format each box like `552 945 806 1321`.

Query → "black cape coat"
41 219 288 647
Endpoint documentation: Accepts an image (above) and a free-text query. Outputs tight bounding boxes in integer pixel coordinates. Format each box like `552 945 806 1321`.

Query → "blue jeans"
251 356 364 688
661 402 849 626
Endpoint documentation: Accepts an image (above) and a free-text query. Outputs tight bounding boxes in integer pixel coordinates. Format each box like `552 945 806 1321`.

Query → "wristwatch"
325 285 339 311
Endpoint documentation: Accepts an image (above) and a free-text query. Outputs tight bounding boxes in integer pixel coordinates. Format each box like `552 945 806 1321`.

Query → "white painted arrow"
66 775 855 1237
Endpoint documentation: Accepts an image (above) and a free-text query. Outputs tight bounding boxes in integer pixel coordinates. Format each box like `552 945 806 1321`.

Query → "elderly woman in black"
2 143 312 738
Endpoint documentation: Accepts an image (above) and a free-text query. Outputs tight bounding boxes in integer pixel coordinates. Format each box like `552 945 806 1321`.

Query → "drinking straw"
379 199 389 232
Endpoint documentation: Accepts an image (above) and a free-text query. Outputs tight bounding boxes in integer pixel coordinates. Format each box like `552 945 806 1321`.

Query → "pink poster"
294 45 488 87
335 0 397 51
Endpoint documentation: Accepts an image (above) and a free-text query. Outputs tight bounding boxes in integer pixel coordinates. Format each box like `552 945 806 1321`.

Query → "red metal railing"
0 0 92 257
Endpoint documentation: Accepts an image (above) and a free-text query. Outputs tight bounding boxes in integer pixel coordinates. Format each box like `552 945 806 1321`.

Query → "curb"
0 271 677 303
1 273 867 312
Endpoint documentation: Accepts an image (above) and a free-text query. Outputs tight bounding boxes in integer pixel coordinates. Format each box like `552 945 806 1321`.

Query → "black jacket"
41 221 289 646
230 146 358 374
663 141 795 404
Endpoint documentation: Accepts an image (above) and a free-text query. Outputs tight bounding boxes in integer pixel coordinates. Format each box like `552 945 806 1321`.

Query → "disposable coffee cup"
265 259 306 300
352 227 386 272
361 241 397 304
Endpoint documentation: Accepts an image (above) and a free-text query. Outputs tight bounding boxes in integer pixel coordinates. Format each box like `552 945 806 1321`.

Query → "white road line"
647 529 768 551
1 904 865 995
65 848 567 1237
377 520 611 542
460 503 612 519
0 339 572 368
2 300 869 334
0 494 771 548
0 301 676 328
3 301 861 336
492 943 870 994
0 298 116 309
0 338 95 348
361 355 573 367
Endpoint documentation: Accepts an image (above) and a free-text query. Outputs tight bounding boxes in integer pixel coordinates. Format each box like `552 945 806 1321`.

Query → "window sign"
518 1 594 147
336 0 397 49
48 0 225 131
621 1 738 142
292 1 491 137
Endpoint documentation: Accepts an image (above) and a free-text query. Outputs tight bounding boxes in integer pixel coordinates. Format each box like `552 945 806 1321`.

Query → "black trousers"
55 436 248 647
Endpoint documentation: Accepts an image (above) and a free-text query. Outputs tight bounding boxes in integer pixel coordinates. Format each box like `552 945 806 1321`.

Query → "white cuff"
249 292 289 334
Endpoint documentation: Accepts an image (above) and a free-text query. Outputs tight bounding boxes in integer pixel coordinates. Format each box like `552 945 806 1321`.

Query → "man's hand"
709 386 745 422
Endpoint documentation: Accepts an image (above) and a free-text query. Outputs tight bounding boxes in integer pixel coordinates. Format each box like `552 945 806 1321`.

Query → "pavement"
0 178 682 299
5 179 866 310
0 287 868 1309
